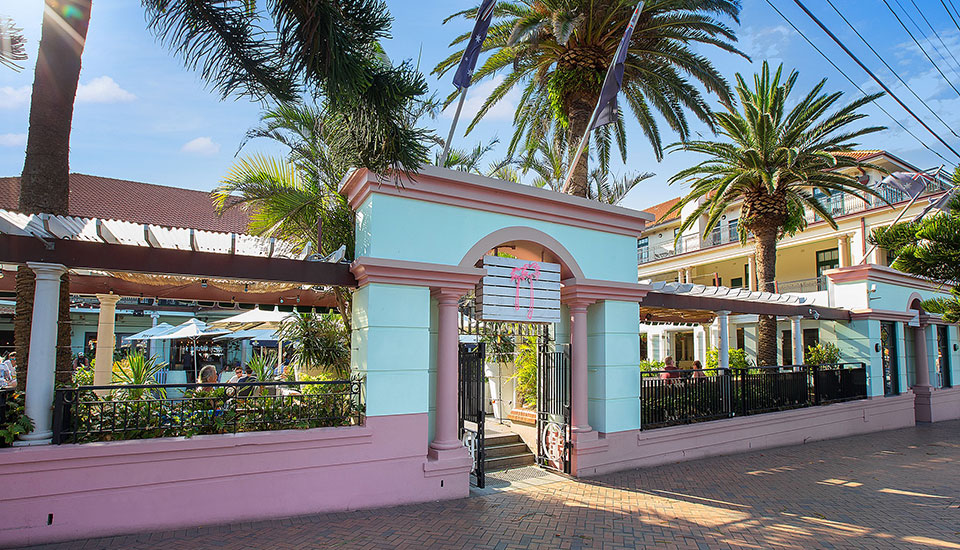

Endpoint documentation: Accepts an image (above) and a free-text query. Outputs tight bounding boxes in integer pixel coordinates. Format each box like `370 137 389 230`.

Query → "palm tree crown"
667 61 885 366
434 0 744 197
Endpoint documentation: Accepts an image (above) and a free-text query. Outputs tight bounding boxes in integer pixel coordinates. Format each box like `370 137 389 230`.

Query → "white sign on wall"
477 255 561 323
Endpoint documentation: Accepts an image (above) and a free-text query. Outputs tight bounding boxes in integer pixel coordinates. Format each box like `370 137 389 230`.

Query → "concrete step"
484 433 522 447
484 441 530 459
485 452 536 471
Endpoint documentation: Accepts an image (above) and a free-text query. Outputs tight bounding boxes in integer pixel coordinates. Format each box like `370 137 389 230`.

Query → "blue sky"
2 0 959 212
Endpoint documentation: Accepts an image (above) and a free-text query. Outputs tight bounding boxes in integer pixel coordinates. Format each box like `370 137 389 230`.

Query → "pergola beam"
640 290 850 321
0 234 356 287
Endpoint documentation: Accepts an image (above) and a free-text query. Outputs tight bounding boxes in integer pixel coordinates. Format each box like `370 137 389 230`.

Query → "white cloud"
180 136 221 156
76 76 136 104
442 75 520 122
740 25 793 60
0 133 26 147
0 85 30 109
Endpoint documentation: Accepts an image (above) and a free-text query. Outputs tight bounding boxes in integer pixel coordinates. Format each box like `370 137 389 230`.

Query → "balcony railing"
774 276 828 294
639 363 867 429
51 378 365 444
638 180 950 265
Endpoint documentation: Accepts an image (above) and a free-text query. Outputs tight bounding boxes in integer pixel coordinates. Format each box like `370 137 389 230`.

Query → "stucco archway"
457 226 586 281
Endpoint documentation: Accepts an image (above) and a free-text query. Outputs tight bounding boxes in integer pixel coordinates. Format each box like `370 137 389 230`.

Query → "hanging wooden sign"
477 255 561 323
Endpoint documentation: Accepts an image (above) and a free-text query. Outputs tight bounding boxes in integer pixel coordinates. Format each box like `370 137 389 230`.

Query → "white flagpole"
440 88 468 167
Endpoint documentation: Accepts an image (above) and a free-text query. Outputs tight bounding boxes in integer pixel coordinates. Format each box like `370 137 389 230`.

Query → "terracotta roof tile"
835 150 884 160
0 173 250 233
642 196 682 224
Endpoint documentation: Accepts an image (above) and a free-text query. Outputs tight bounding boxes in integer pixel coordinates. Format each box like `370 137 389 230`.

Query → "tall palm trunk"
753 225 779 366
564 91 595 198
15 0 92 390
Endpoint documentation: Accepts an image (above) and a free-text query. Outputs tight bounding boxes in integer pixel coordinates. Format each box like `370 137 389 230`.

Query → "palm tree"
214 103 361 330
15 0 92 390
277 312 350 378
667 62 885 366
521 137 653 204
434 0 744 197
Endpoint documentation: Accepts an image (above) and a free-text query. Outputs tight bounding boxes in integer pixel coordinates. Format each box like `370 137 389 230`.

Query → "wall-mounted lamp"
875 343 882 353
201 279 208 288
954 343 959 352
658 233 663 238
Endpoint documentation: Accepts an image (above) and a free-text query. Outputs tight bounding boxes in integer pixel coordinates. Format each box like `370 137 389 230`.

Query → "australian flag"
877 170 933 198
453 0 497 89
590 2 644 130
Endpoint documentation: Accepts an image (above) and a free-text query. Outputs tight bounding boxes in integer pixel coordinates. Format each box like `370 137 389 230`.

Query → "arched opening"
458 226 585 281
906 295 932 391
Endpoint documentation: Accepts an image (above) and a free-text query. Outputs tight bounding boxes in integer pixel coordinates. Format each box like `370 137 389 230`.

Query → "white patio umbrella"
122 323 175 345
150 318 229 381
210 308 296 367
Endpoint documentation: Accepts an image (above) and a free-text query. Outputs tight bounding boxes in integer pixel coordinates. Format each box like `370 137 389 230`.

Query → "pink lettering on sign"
510 262 541 320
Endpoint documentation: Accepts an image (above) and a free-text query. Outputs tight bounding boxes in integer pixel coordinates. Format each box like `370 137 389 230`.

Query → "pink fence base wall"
0 414 469 548
923 386 960 423
574 395 917 477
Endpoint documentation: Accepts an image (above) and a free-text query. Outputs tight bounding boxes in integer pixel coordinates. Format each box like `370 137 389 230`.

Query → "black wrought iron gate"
458 342 486 488
536 344 571 474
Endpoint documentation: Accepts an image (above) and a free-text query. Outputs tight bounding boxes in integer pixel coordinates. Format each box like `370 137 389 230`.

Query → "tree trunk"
753 225 779 366
14 267 34 392
564 92 595 198
15 0 92 391
334 287 352 333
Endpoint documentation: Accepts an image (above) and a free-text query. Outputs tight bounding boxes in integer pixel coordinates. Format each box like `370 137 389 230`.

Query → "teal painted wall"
351 283 432 417
833 320 882 396
355 194 638 283
586 300 641 433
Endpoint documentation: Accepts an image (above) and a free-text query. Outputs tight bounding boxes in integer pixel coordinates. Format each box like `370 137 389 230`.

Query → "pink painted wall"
0 414 469 547
927 386 960 423
574 395 917 477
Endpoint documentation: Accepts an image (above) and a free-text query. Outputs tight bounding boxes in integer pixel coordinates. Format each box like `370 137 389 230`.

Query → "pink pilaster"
569 300 592 434
429 288 466 459
914 322 934 422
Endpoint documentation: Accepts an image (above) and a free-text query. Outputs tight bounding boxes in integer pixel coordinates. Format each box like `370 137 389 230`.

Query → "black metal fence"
640 364 867 430
51 378 365 444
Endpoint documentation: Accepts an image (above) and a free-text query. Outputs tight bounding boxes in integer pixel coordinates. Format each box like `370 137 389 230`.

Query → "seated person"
198 365 218 384
660 356 680 381
236 366 259 398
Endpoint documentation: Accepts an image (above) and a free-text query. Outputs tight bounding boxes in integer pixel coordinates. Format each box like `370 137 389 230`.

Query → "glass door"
881 322 899 396
937 325 952 388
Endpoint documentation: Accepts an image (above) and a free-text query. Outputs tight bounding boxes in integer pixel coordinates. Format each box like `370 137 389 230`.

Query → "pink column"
429 288 462 458
569 300 592 433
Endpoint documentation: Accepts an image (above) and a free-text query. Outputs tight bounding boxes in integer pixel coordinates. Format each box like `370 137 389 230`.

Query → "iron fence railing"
640 363 867 429
51 378 365 444
774 276 828 294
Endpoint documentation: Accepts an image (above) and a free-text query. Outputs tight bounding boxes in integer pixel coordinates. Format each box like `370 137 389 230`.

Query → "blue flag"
590 2 644 130
453 0 497 89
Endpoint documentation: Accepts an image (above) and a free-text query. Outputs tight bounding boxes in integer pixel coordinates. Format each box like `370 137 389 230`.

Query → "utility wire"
942 0 960 36
882 0 960 99
784 0 960 164
824 0 960 139
895 0 960 83
909 0 960 76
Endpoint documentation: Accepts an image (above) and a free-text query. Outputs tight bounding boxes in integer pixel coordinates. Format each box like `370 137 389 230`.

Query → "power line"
909 0 960 76
763 0 958 169
942 0 960 36
882 0 960 99
824 0 960 139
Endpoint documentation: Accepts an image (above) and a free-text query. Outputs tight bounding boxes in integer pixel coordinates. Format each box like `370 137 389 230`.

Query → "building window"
781 330 793 364
816 248 840 278
937 325 952 388
736 328 745 350
803 328 820 359
731 277 743 288
881 321 900 396
638 237 649 262
728 218 738 242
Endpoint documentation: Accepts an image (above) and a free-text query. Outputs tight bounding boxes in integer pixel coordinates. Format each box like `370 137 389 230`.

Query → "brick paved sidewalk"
21 421 960 550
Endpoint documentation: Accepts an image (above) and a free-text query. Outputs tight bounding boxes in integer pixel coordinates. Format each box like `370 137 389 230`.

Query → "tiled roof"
0 173 250 233
835 150 884 160
642 197 682 225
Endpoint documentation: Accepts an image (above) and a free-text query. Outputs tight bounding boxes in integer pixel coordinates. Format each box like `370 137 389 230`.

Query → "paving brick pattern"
22 421 960 550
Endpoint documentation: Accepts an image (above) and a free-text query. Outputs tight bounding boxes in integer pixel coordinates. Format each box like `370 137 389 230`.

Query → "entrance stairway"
484 433 535 471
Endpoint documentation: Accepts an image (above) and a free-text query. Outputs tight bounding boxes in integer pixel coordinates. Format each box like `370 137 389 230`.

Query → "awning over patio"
639 281 850 323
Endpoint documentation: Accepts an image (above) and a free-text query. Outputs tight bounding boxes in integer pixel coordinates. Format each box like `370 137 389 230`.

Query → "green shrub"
0 391 33 446
705 347 755 372
639 359 665 372
512 335 537 408
805 342 842 365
